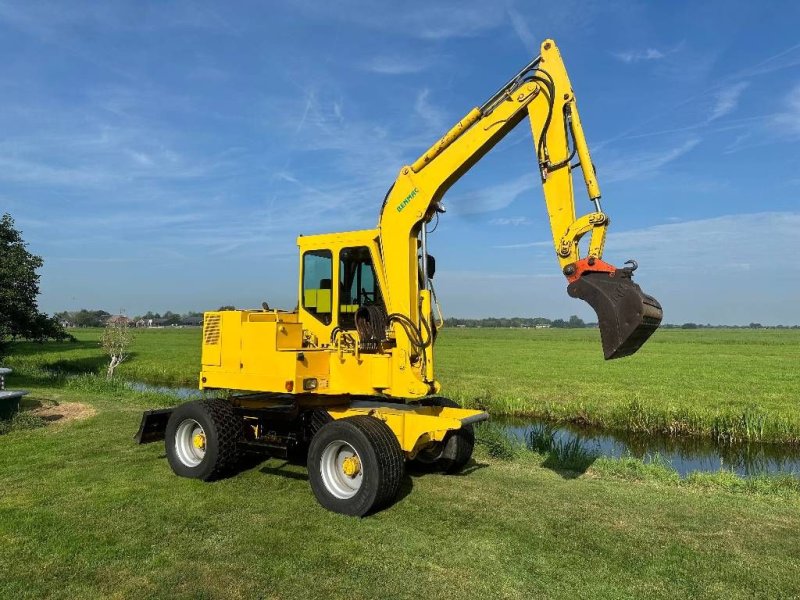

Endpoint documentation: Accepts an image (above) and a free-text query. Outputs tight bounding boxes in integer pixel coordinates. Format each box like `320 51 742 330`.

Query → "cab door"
299 248 338 341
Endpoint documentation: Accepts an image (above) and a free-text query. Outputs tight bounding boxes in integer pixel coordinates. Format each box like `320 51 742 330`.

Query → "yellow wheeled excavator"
136 39 662 516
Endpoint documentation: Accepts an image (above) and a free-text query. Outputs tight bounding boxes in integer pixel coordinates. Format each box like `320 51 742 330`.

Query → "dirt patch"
29 402 96 424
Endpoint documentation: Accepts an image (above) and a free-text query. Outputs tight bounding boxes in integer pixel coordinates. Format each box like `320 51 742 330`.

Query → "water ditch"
126 381 208 400
496 417 800 477
126 381 800 478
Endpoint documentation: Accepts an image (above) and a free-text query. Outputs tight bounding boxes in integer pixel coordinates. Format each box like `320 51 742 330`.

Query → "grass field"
9 327 800 442
2 328 800 599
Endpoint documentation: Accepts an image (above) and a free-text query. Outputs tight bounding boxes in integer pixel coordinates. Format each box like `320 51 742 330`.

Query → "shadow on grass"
259 459 309 481
406 458 489 477
448 460 489 477
8 352 138 391
526 424 598 479
45 353 115 376
7 338 97 356
255 454 419 509
541 454 596 480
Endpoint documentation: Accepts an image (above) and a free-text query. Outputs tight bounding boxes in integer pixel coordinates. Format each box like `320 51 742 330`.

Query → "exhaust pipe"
566 260 663 360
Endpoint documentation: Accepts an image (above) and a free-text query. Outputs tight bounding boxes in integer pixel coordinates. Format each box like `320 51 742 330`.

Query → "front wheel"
413 397 474 474
307 415 404 516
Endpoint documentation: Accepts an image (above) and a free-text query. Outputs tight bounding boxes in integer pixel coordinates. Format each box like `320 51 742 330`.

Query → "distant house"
106 315 132 325
181 316 203 327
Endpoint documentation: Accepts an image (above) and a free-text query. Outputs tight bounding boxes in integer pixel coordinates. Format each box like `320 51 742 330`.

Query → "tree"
71 309 111 328
101 319 134 379
217 305 236 311
568 315 586 328
0 214 67 360
162 311 182 326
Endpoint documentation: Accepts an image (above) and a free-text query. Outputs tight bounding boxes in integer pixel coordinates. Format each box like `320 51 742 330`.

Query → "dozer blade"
567 270 662 360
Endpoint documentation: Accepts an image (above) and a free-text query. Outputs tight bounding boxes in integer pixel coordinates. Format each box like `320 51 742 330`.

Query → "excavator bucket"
567 269 662 360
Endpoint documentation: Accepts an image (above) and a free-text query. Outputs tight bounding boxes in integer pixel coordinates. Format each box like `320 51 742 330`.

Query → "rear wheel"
413 397 474 474
165 399 241 480
308 415 404 516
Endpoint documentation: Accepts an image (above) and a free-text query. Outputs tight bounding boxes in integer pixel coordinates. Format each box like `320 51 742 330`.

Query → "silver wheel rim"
175 418 206 467
320 440 363 499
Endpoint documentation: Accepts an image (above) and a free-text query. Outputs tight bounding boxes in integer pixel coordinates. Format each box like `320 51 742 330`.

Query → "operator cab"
297 230 387 340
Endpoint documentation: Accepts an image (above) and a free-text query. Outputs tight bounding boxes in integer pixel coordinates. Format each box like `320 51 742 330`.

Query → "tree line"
445 315 594 328
54 309 210 328
444 317 800 329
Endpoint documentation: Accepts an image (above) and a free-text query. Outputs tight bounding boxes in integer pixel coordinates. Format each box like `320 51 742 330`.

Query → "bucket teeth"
567 270 663 360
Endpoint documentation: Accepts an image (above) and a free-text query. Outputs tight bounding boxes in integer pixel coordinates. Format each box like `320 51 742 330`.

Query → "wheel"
413 397 474 474
307 415 404 516
165 399 242 481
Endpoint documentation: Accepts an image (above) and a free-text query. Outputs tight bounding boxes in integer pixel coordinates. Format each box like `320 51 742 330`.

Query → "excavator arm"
377 39 662 365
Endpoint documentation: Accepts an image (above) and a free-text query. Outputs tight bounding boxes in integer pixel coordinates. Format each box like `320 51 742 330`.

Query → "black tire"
307 415 404 517
414 397 474 474
165 399 242 481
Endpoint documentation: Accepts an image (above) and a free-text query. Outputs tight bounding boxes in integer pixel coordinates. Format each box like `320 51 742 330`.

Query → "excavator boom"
377 39 663 362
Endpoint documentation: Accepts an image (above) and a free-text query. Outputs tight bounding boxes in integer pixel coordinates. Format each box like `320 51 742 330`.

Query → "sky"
1 0 799 324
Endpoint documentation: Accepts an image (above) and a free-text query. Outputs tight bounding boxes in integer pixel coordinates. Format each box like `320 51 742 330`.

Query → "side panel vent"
204 314 221 345
201 313 222 367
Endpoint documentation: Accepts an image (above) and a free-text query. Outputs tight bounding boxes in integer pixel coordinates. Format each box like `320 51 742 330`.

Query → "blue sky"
2 1 799 324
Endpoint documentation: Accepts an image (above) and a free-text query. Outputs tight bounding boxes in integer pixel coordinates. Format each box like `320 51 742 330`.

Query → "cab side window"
302 250 333 325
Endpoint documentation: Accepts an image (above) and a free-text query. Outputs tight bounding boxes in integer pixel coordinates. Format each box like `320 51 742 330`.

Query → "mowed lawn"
0 328 799 598
1 385 799 599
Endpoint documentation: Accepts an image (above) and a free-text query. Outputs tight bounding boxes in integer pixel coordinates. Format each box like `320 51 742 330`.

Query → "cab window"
302 250 333 325
339 246 383 329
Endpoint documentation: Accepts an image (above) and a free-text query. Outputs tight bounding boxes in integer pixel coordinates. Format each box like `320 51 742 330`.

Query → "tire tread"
200 398 241 479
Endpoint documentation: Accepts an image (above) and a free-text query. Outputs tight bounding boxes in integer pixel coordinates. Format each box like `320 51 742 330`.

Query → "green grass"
1 383 800 599
2 329 800 598
9 327 800 442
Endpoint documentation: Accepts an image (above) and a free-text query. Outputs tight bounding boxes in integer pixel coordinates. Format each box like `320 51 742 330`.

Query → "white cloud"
771 83 800 136
414 89 447 133
506 7 536 53
447 174 536 216
397 5 503 40
732 42 800 79
287 0 503 41
489 216 533 226
493 240 551 249
605 212 800 269
613 47 666 64
361 55 433 75
708 82 749 122
600 138 700 183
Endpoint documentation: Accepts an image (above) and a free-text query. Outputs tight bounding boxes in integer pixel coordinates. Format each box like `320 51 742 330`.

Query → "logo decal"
396 188 419 213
